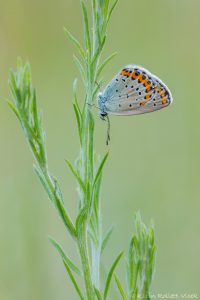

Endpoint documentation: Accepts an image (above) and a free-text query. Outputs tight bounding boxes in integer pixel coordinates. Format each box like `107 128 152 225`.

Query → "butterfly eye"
100 111 107 118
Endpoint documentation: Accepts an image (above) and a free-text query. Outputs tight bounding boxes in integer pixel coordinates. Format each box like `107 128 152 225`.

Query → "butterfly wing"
102 65 173 116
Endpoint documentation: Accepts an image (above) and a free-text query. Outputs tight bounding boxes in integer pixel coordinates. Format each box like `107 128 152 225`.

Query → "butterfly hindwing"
101 65 172 116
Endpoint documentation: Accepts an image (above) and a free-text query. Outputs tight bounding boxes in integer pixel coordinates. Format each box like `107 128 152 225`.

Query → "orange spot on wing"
156 87 162 94
160 92 166 98
121 70 131 77
137 74 146 84
132 72 138 79
146 85 151 92
140 101 145 107
162 98 168 105
145 94 151 100
137 73 149 87
155 87 167 99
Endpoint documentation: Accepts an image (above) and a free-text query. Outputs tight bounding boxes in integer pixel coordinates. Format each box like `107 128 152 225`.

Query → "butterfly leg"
86 102 100 110
95 80 102 90
106 115 111 146
99 112 110 145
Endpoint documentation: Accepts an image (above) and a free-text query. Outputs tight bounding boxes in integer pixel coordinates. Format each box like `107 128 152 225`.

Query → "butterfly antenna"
106 115 111 146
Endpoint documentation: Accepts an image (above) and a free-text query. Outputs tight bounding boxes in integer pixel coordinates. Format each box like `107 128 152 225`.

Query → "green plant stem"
91 246 100 288
7 2 157 299
142 281 150 300
78 230 95 300
78 88 95 297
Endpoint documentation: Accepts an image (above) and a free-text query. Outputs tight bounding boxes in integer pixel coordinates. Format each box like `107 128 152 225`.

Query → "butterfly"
97 65 173 144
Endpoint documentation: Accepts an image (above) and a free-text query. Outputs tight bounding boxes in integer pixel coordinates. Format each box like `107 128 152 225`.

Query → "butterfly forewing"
102 65 172 116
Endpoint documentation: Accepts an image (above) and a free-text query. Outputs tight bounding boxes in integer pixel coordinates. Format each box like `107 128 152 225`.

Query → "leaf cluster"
126 213 156 300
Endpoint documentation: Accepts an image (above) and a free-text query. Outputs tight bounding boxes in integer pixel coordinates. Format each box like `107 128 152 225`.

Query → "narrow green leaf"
88 229 98 247
34 166 76 238
65 159 85 193
96 52 117 78
63 259 85 300
6 99 20 120
147 243 156 283
81 0 91 55
130 287 138 300
128 236 140 295
49 236 81 276
114 274 127 300
73 103 82 143
34 164 55 203
92 170 102 226
54 188 77 239
72 79 82 141
22 117 37 141
92 0 96 17
21 63 31 104
103 252 123 300
73 55 86 84
97 25 102 47
89 212 97 235
76 207 87 236
52 176 65 204
73 78 82 117
107 0 118 23
32 89 40 131
8 70 21 104
101 226 114 254
91 36 106 70
64 27 85 59
93 152 109 191
94 287 102 300
92 0 98 31
103 0 110 19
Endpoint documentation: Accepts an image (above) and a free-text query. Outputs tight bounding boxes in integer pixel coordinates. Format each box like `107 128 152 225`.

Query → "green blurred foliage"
0 0 200 299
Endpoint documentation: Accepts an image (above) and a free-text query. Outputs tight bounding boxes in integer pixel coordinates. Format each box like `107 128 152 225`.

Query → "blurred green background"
0 0 200 299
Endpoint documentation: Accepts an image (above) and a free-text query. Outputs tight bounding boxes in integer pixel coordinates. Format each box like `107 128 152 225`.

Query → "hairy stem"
78 226 95 299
